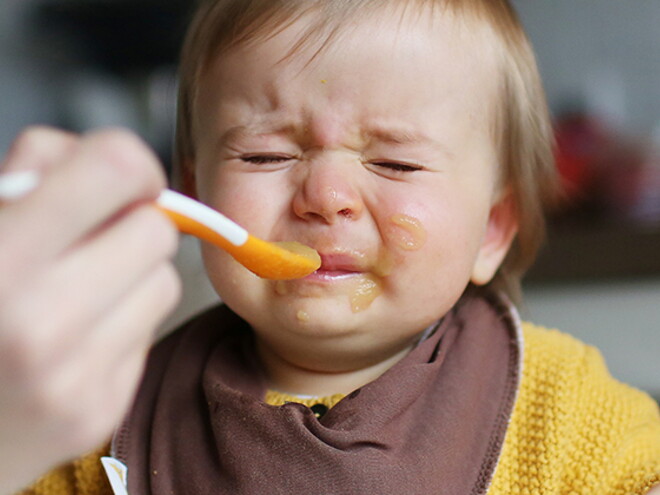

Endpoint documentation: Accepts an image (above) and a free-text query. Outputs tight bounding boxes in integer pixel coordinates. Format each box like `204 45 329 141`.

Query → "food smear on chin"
274 280 289 296
389 214 427 251
349 274 382 313
296 310 311 322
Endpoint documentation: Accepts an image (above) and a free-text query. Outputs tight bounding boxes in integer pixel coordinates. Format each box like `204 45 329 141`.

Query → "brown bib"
114 291 521 495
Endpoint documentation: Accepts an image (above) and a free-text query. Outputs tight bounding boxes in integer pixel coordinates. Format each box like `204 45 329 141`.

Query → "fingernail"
0 170 40 201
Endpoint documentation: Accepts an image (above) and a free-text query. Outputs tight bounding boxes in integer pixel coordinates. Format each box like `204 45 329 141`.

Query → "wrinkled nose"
292 161 363 224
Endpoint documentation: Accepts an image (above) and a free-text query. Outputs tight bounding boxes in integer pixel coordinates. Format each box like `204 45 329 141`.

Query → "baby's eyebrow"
219 124 294 145
218 122 453 158
365 126 429 145
365 124 455 159
221 122 427 143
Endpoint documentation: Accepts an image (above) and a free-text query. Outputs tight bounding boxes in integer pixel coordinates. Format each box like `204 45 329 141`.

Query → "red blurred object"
597 137 660 225
554 112 612 205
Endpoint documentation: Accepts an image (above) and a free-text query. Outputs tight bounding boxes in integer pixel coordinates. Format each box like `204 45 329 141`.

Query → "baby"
7 0 660 494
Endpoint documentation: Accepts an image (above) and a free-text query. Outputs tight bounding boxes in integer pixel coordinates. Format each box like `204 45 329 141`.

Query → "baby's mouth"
306 253 367 281
273 248 386 313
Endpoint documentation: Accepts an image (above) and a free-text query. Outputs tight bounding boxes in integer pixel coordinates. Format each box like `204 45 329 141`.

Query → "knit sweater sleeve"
17 443 113 495
567 336 660 494
489 323 660 495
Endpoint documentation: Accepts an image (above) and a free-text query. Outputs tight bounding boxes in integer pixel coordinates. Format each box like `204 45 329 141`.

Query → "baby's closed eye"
240 154 295 165
370 161 423 172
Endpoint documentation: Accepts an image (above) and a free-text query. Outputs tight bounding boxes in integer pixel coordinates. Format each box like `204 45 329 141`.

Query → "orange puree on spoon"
274 242 322 262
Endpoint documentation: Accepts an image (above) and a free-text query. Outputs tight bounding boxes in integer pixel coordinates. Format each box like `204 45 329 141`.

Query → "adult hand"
0 127 181 494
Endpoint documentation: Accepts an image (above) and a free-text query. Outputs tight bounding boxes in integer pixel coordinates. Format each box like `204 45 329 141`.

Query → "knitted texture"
19 324 660 494
20 443 113 495
488 323 660 495
264 390 346 409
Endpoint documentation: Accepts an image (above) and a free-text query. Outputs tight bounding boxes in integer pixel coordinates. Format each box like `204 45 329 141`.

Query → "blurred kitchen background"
1 0 658 398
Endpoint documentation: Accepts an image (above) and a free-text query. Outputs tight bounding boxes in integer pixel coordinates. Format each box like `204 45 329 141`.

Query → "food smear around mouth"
274 270 383 313
373 247 396 277
271 246 389 313
274 280 289 296
296 310 311 322
389 214 427 251
349 274 383 313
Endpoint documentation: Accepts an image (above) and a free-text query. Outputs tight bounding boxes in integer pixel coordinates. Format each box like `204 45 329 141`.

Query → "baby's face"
192 9 515 371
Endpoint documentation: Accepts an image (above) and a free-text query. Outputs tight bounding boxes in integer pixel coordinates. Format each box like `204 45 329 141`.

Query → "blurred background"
1 0 658 398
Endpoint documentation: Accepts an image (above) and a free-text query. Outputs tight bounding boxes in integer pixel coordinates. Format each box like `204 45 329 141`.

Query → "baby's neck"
255 339 414 398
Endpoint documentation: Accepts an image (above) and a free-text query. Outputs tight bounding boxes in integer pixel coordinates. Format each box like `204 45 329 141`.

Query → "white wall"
0 0 59 152
523 282 660 397
513 0 660 135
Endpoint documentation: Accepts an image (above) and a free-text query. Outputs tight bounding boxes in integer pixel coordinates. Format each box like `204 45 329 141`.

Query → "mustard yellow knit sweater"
21 323 660 494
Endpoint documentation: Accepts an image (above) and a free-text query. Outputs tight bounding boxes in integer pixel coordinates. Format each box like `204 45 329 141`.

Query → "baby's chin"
268 292 380 335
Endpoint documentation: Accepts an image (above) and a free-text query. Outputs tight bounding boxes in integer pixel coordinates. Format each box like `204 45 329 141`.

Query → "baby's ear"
470 192 518 286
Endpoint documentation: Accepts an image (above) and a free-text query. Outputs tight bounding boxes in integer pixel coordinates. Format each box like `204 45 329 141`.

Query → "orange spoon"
157 190 320 280
0 171 321 280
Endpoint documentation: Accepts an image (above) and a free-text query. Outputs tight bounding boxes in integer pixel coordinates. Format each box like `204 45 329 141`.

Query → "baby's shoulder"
520 322 603 379
521 320 595 360
500 323 660 494
493 322 660 494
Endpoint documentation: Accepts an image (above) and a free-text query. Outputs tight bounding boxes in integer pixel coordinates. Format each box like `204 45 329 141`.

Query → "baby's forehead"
207 1 501 73
201 12 501 115
197 2 502 115
205 8 501 113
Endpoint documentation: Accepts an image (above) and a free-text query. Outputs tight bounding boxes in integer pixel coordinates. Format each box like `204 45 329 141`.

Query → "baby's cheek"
201 244 257 299
378 211 455 296
200 246 234 291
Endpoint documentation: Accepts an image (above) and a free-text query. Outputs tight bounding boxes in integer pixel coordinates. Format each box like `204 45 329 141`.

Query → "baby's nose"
292 161 363 224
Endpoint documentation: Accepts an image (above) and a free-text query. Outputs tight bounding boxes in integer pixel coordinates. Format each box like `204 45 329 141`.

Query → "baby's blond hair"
174 0 560 302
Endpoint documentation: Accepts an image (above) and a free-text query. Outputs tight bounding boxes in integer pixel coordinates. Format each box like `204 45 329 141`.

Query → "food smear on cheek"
349 274 383 313
343 213 427 314
389 214 427 251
